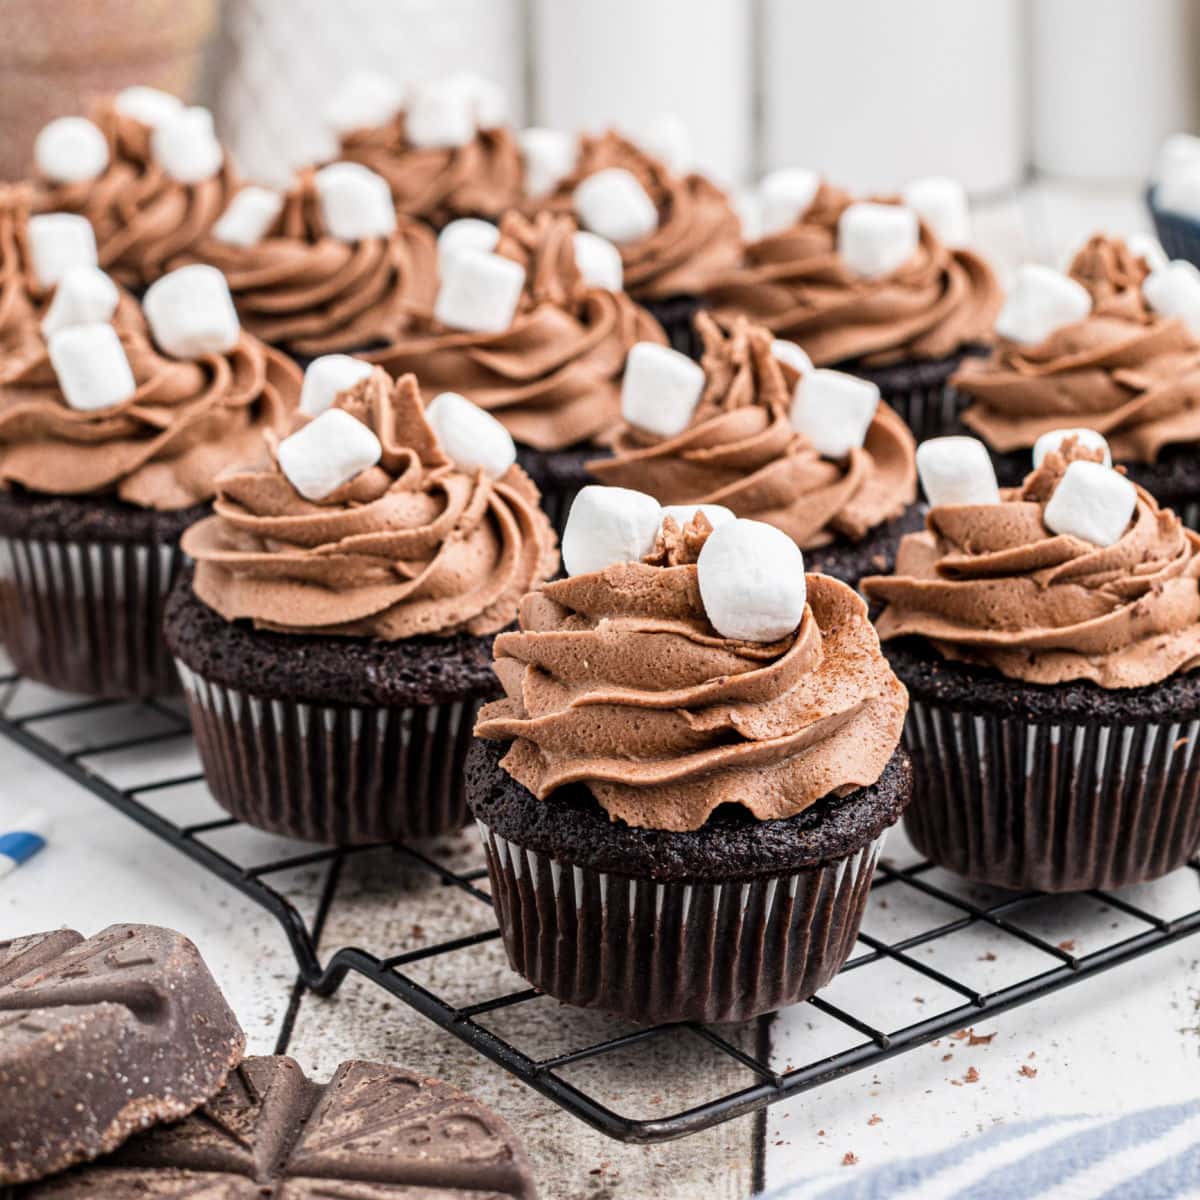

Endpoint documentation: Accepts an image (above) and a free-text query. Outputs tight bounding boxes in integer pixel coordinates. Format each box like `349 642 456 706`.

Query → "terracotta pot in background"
0 0 216 180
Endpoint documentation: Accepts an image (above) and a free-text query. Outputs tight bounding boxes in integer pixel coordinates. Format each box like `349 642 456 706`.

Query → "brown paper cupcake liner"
903 697 1200 892
0 533 182 698
175 660 482 845
476 819 887 1024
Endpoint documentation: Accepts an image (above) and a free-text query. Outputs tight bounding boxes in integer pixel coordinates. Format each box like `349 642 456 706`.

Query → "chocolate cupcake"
589 313 920 583
470 501 911 1023
165 369 558 845
862 436 1200 891
366 210 665 530
0 258 298 698
704 176 1001 440
956 235 1200 527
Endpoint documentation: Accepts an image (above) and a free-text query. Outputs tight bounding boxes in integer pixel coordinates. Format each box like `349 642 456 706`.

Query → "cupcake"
165 369 558 845
589 313 920 583
170 165 438 360
1147 132 1200 266
861 434 1200 891
955 235 1200 526
365 210 665 530
0 260 299 698
704 172 1002 440
469 493 911 1023
31 89 238 289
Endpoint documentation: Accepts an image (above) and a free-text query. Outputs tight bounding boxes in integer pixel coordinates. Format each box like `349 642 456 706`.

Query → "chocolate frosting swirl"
0 305 299 510
183 371 559 639
476 516 908 831
0 184 41 355
33 101 239 288
366 212 666 451
704 182 1002 366
590 314 916 547
338 117 523 227
958 235 1200 464
174 169 438 357
861 440 1200 688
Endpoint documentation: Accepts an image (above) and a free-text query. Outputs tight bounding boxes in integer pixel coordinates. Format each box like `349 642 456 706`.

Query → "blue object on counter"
0 811 51 878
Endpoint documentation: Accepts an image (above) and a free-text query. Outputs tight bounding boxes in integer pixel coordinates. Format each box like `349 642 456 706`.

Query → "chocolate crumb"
842 1153 858 1167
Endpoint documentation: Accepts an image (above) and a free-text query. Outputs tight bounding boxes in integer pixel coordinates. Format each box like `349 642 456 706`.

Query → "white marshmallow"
1043 459 1136 547
771 339 813 376
661 503 735 531
441 72 507 128
1154 132 1200 185
902 176 971 248
425 391 516 478
1032 428 1112 469
324 71 403 135
436 218 499 270
278 408 383 502
574 168 658 245
313 162 396 242
838 202 919 278
789 369 879 460
26 213 97 290
620 342 706 438
151 106 223 184
994 264 1091 345
212 186 284 247
113 86 183 129
433 250 525 334
299 355 374 417
697 518 807 643
143 264 240 358
48 323 136 412
916 436 1000 507
40 266 119 337
1143 260 1200 337
1127 233 1168 272
759 167 820 236
519 127 577 198
636 112 690 174
405 80 476 149
34 117 109 184
561 486 662 577
1154 166 1200 221
573 231 623 291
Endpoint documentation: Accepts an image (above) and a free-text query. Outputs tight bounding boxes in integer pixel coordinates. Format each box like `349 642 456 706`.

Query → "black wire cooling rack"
4 669 1200 1147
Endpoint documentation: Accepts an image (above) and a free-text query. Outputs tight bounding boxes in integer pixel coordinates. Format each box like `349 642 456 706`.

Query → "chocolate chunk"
0 926 245 1186
16 1056 536 1199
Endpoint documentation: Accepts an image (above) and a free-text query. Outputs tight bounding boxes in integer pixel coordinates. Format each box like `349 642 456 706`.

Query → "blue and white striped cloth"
764 1098 1200 1200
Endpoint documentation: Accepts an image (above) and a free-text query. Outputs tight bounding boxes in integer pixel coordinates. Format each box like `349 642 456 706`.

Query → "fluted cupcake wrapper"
0 533 181 699
175 660 482 845
903 698 1200 892
1147 188 1200 269
476 819 887 1025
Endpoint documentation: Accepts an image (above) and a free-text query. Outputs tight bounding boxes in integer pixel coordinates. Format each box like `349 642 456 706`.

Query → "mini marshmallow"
621 342 706 438
212 186 284 247
519 127 577 198
143 264 240 358
26 214 97 290
1154 167 1200 221
278 408 383 502
441 72 507 127
771 339 813 376
299 354 375 417
48 323 136 412
1127 232 1168 272
34 117 109 184
1032 428 1112 469
561 486 662 577
425 391 516 478
113 86 183 129
697 518 807 643
573 231 623 291
759 167 820 236
661 503 735 531
40 266 119 337
433 250 525 334
437 218 499 269
1143 260 1200 337
313 162 396 241
636 112 690 174
1043 459 1136 547
574 168 658 245
151 106 223 184
902 176 971 248
789 369 879 460
405 80 475 149
838 202 919 278
916 436 1000 507
994 264 1091 345
1154 132 1200 185
324 71 403 135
